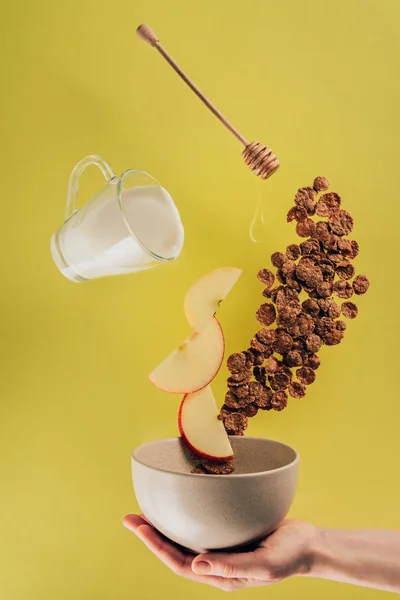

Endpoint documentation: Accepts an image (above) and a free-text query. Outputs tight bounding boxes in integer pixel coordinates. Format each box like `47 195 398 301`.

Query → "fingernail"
193 560 212 574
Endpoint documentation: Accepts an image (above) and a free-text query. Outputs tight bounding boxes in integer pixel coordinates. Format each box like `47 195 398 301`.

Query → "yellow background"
1 0 399 598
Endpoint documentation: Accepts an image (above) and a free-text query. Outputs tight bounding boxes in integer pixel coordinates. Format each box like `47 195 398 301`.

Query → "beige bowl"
131 436 299 554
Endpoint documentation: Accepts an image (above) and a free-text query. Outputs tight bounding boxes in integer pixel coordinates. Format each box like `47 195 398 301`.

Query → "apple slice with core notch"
184 267 243 333
178 385 234 462
149 317 224 394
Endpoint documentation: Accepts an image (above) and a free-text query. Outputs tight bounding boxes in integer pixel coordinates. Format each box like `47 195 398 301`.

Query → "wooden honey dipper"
137 24 280 180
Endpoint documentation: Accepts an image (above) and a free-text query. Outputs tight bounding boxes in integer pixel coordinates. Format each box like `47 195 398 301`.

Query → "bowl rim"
131 436 300 479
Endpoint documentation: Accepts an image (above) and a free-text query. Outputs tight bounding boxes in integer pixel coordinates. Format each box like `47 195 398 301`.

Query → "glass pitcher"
50 155 184 282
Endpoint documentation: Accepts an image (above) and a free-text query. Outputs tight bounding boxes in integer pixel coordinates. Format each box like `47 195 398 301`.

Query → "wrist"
281 520 324 577
302 525 329 578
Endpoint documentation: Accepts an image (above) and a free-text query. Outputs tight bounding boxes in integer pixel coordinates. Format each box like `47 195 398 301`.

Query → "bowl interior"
133 436 298 476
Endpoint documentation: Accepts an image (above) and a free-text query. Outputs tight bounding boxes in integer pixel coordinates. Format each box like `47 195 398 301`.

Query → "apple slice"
178 385 234 461
149 317 224 394
184 267 242 333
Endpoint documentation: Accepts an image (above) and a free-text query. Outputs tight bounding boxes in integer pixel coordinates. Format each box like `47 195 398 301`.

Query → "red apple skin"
149 317 225 394
177 395 235 463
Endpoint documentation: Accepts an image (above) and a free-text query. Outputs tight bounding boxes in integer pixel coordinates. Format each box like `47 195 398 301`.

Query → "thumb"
192 550 268 579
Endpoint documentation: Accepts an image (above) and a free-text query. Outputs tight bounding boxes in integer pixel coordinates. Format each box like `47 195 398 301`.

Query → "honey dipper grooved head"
242 141 280 179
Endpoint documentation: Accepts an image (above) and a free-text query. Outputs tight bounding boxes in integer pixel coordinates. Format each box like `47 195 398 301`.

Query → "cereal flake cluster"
193 176 370 475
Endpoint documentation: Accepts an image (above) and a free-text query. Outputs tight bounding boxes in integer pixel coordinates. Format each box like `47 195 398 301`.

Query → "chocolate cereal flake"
277 300 302 324
271 252 287 268
323 329 344 346
313 176 330 192
352 274 370 295
333 280 354 299
248 381 267 400
288 381 306 399
224 391 242 409
294 187 317 215
286 244 301 260
242 403 259 418
318 298 341 319
228 383 249 398
302 298 320 317
303 353 321 370
296 218 317 238
266 355 280 374
227 352 247 373
316 281 333 298
237 396 255 412
271 390 288 411
342 301 358 319
336 262 355 281
255 386 273 409
314 221 331 242
305 334 323 353
299 239 320 256
296 367 316 385
281 260 297 278
335 320 347 331
273 332 294 354
296 262 323 289
315 201 330 218
316 192 341 217
322 234 340 253
275 287 300 308
257 268 275 288
336 239 353 258
223 412 248 435
200 459 235 475
269 286 286 303
287 312 315 337
269 372 291 391
218 405 237 420
191 465 207 474
329 253 346 265
256 303 276 326
314 316 335 336
256 329 277 346
329 209 354 236
251 335 268 353
350 240 360 259
287 205 308 223
284 350 303 367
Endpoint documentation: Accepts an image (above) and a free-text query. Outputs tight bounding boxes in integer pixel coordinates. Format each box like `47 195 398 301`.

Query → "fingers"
123 514 272 590
192 547 271 580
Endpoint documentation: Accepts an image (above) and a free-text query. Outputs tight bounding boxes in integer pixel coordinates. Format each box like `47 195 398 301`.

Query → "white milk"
54 186 184 281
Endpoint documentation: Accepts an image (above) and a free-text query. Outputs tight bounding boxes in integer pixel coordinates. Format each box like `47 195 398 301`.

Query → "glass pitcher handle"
65 155 116 222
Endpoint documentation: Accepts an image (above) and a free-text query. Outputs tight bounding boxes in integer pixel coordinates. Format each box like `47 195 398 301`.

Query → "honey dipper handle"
136 24 249 147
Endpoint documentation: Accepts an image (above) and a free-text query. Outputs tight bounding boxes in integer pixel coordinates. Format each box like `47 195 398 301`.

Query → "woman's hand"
123 514 316 592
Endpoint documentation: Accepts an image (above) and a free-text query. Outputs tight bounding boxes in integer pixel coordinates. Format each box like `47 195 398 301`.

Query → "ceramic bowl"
131 436 299 553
